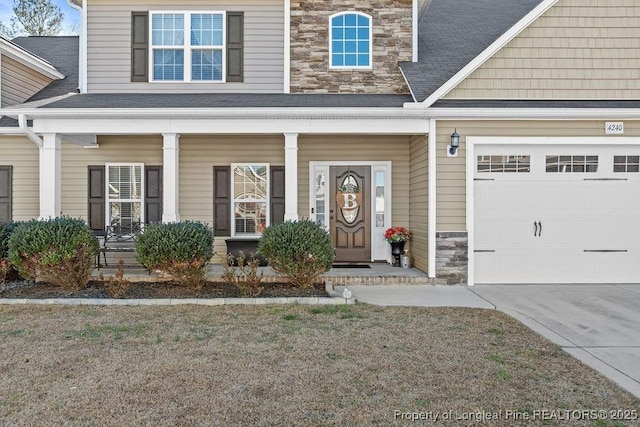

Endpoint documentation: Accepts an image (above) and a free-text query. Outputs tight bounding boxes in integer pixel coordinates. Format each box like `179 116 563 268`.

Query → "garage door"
474 144 640 284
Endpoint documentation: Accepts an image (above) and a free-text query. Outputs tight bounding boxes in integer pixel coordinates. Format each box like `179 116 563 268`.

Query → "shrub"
258 220 334 288
0 222 17 285
0 222 17 260
8 217 99 289
222 251 264 297
135 221 214 289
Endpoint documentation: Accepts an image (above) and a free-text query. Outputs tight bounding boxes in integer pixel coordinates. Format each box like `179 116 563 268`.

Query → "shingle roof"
39 93 413 109
400 0 544 102
10 36 79 102
0 116 18 128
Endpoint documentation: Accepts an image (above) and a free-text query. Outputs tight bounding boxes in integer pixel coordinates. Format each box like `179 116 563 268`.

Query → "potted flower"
385 226 410 266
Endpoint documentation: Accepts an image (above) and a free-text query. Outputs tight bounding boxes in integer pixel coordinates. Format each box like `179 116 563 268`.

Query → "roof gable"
400 0 552 104
444 0 640 100
0 36 64 80
10 36 79 102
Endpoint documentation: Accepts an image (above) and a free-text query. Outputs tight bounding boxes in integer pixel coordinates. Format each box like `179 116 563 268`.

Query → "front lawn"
0 305 637 426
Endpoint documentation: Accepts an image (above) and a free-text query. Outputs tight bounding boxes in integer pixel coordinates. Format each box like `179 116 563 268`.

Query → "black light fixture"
448 129 460 157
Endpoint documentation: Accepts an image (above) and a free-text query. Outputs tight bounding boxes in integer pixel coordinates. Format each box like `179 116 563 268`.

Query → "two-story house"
2 0 640 286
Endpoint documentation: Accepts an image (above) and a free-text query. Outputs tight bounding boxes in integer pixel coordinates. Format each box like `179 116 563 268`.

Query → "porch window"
232 164 269 237
330 12 371 68
151 11 225 81
106 164 144 228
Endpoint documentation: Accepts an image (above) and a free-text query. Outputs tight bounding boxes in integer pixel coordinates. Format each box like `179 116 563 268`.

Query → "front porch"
93 263 432 285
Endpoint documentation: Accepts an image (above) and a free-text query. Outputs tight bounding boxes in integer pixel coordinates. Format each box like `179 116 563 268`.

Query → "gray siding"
86 0 284 93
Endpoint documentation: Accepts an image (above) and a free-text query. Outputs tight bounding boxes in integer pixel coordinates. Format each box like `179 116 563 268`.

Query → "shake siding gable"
87 0 283 93
445 0 640 99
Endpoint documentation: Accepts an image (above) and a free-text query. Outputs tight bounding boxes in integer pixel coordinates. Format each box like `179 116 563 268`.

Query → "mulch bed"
0 275 328 299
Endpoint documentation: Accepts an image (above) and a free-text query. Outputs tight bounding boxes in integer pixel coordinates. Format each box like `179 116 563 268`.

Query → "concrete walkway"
350 284 640 399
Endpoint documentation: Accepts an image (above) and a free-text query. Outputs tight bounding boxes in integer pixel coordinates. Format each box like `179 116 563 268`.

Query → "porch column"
39 133 62 219
428 119 437 278
284 132 298 221
162 133 180 223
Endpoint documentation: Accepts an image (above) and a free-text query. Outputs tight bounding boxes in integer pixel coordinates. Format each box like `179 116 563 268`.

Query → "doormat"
331 264 371 269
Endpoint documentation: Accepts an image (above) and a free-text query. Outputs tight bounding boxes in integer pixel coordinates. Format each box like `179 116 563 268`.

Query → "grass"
0 304 638 426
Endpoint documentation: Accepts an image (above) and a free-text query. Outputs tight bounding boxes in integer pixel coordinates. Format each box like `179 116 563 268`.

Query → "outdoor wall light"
447 129 460 157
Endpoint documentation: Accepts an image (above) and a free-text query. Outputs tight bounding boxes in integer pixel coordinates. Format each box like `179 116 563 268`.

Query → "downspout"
67 0 87 93
18 114 43 148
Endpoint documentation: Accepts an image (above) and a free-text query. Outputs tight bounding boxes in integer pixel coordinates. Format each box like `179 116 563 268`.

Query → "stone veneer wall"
290 0 412 93
435 232 468 285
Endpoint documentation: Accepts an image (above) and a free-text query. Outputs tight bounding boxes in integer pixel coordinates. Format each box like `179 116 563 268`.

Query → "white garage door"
474 144 640 284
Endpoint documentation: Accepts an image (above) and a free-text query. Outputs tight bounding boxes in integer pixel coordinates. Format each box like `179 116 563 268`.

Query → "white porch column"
284 132 298 221
428 119 437 278
162 133 180 223
39 133 62 219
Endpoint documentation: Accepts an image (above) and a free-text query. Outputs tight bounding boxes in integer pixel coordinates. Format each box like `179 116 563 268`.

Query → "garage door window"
546 155 598 173
477 155 530 173
613 156 639 173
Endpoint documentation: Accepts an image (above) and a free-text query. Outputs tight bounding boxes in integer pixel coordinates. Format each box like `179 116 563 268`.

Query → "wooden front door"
330 166 371 262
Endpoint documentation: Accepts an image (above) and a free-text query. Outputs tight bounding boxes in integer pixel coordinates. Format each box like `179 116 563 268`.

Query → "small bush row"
1 217 334 291
135 221 214 290
258 219 334 288
7 217 99 289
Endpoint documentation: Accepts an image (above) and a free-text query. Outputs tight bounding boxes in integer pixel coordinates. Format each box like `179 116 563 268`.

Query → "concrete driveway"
350 283 640 398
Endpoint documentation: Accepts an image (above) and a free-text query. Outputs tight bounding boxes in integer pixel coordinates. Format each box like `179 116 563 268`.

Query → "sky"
0 0 80 35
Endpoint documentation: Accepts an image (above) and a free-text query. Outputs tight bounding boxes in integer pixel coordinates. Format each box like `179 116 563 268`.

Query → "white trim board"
421 0 559 107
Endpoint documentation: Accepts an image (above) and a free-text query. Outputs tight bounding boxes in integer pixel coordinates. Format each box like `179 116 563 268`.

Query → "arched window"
330 12 371 68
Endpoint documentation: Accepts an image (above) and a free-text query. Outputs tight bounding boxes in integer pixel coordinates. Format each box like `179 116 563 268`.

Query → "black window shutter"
226 12 244 82
131 12 149 82
213 166 231 236
87 166 105 232
270 166 285 225
0 166 12 223
145 166 162 224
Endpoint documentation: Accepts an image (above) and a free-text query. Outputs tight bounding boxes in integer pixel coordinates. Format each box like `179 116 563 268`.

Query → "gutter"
18 114 43 147
402 104 640 120
2 106 427 121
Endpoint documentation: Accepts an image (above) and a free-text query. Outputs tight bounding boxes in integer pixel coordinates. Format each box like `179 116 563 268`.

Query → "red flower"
385 226 411 243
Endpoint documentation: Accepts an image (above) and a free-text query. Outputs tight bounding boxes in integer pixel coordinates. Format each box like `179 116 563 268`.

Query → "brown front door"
330 166 371 262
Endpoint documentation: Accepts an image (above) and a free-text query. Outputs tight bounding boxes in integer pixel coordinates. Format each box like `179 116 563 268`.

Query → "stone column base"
435 232 468 285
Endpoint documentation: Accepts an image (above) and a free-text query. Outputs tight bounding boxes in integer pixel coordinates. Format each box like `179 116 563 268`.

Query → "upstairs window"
150 12 225 82
330 12 371 68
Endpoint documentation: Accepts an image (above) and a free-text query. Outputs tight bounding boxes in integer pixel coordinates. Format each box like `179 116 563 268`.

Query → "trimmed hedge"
135 221 214 289
8 217 99 289
258 220 335 288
